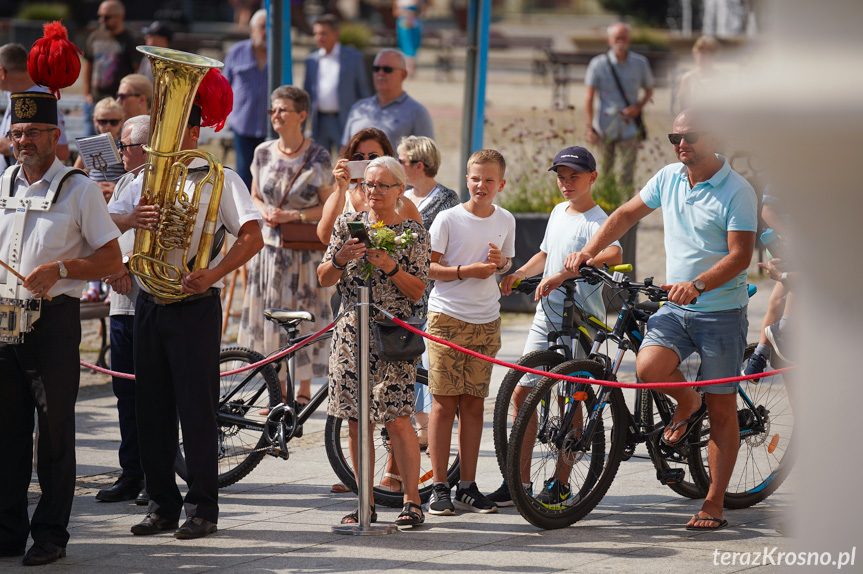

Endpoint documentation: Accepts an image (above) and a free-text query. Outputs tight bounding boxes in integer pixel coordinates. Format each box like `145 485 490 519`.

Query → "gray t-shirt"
341 91 434 148
585 50 654 141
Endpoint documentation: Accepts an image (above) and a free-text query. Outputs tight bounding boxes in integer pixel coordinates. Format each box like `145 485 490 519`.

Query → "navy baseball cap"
142 21 174 40
549 146 596 173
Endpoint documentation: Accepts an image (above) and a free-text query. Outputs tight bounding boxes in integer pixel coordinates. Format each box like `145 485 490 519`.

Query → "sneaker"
453 483 498 514
428 483 454 516
535 478 577 509
742 350 769 380
765 318 792 363
486 482 514 507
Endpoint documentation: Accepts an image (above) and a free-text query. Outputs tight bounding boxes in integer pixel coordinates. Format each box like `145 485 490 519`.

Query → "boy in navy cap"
492 146 623 507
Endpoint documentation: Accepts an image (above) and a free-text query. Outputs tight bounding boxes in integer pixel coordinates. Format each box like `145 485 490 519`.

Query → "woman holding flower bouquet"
318 156 431 526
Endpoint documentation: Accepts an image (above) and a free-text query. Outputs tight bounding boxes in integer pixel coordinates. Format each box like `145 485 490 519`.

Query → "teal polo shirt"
639 155 758 312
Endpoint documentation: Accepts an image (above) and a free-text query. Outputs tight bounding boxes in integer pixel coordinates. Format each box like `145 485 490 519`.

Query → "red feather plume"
27 21 82 99
194 69 233 132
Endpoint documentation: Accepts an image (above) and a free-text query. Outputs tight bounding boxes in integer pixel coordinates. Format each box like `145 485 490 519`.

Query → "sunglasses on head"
352 152 380 161
668 132 706 145
372 65 400 74
96 118 122 127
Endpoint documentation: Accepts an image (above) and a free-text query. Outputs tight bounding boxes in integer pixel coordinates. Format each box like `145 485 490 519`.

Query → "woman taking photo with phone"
237 85 334 409
317 156 430 526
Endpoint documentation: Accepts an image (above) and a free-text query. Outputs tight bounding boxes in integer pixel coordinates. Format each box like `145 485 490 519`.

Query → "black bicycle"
177 307 460 508
504 265 794 529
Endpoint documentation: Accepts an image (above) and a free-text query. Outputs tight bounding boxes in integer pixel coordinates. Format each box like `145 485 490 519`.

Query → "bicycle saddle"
263 309 316 326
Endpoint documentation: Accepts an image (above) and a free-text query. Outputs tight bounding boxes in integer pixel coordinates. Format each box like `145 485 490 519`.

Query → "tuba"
129 46 225 301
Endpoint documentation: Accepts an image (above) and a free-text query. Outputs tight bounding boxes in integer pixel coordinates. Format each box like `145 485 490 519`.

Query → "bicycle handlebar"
578 264 676 303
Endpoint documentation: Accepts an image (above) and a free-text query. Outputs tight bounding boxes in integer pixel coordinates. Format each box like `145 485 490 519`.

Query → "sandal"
395 502 424 527
331 482 352 494
375 473 403 493
295 393 311 409
341 505 376 524
661 402 707 447
685 513 728 531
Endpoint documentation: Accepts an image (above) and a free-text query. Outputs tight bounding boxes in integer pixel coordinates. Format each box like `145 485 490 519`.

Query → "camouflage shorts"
426 312 502 398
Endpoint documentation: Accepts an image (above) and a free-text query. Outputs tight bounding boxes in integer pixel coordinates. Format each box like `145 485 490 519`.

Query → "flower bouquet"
359 220 417 279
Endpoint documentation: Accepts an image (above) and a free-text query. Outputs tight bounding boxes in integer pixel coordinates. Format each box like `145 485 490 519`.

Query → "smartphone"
347 160 371 180
347 221 371 248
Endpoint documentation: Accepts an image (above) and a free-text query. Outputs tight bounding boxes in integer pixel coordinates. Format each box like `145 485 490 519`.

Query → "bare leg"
385 416 421 506
637 345 701 444
688 392 738 527
347 420 374 501
456 395 485 482
429 394 458 483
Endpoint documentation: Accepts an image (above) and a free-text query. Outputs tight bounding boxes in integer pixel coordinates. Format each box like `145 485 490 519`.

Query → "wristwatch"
122 255 131 270
692 279 706 294
57 261 68 278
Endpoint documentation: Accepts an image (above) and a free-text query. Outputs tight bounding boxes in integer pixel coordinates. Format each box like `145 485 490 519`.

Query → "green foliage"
591 173 625 214
340 22 374 50
630 28 669 50
16 3 70 20
486 107 576 214
598 0 670 28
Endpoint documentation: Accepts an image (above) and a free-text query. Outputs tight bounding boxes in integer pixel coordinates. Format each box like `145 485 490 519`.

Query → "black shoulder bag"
606 54 647 141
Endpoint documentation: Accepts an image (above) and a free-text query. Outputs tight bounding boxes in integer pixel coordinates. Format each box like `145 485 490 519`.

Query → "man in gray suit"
304 15 371 155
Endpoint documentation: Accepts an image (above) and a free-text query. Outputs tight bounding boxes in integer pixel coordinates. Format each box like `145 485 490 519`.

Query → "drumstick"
0 257 52 301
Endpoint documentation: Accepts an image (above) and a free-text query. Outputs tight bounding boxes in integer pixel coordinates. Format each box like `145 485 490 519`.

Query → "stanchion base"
332 523 399 536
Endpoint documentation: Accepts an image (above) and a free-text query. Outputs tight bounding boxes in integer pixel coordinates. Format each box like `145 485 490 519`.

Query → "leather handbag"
372 316 426 362
277 145 327 251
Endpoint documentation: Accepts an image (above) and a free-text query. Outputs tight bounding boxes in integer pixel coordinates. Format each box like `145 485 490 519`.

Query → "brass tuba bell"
129 46 225 301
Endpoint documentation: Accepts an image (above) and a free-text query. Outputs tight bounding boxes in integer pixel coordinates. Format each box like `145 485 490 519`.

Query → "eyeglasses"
361 181 401 193
116 93 141 102
117 141 145 153
668 132 707 145
372 65 402 74
96 118 122 127
352 152 380 161
267 107 298 115
6 128 56 142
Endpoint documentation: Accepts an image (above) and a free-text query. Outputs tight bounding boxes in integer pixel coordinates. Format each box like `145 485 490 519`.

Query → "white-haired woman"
318 156 430 527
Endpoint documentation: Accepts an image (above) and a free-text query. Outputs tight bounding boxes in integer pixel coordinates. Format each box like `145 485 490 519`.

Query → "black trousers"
134 292 221 523
109 315 142 479
0 297 81 551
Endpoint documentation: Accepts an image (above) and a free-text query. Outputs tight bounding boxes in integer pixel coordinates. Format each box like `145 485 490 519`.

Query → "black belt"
318 112 339 116
139 287 220 306
42 294 73 307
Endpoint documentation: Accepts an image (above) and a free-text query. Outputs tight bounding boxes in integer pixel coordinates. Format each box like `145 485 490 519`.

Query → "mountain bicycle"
505 265 794 529
493 268 704 501
176 307 460 508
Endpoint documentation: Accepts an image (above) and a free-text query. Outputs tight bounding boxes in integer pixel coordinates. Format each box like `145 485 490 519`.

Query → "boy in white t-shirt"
494 146 622 507
426 149 516 515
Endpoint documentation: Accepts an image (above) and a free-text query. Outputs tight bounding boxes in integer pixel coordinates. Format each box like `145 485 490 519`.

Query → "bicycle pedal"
657 468 685 484
267 446 290 460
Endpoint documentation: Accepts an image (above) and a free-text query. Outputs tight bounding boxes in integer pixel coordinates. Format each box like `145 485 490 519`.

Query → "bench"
80 301 110 369
433 30 553 81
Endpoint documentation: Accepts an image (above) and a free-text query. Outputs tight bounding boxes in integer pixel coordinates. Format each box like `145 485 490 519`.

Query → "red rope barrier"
79 320 336 381
387 315 795 389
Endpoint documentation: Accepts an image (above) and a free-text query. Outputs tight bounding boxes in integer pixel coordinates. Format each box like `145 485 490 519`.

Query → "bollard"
333 286 398 535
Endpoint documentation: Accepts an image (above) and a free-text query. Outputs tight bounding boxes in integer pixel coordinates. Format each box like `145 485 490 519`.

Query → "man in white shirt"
303 15 370 156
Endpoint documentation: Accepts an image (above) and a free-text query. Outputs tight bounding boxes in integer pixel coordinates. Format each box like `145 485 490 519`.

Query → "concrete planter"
500 212 549 314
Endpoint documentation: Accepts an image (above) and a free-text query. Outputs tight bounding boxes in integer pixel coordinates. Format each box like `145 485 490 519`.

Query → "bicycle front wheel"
688 344 796 509
505 360 627 530
177 347 282 488
324 410 460 508
492 350 567 478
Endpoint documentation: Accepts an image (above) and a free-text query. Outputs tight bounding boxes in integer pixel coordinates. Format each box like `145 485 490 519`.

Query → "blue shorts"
641 304 748 395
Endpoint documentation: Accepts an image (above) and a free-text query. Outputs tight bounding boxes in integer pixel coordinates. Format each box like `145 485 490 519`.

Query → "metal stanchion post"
333 286 398 535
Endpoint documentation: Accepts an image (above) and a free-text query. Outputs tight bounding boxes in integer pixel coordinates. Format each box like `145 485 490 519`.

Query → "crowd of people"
0 3 792 566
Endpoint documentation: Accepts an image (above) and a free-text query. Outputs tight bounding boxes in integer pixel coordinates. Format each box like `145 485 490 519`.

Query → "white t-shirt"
428 204 516 324
109 159 262 292
535 202 620 326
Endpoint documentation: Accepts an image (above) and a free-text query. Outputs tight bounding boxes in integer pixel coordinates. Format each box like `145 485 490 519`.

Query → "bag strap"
277 144 315 209
605 54 633 107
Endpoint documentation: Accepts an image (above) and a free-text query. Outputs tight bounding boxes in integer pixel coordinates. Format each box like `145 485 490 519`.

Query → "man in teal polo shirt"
566 108 758 531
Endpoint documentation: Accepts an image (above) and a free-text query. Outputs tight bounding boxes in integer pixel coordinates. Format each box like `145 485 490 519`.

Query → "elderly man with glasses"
82 0 140 136
340 48 434 154
0 90 123 565
565 108 758 532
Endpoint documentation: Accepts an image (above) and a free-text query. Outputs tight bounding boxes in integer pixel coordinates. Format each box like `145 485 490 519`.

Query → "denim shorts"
641 304 748 395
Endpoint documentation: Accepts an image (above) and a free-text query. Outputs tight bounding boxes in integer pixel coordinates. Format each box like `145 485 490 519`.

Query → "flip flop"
295 394 311 409
686 514 729 531
331 482 352 494
661 402 707 447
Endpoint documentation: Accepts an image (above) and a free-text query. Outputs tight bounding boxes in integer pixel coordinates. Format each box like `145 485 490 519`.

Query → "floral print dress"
325 212 431 423
237 140 335 382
